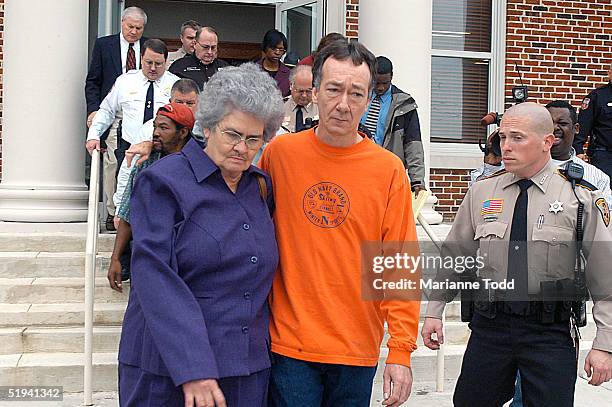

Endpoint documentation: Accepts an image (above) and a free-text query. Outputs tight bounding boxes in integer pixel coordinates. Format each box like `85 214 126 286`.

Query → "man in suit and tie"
85 6 147 231
281 65 318 133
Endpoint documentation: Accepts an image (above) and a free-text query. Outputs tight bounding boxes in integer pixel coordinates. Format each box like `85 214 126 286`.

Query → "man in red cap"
107 102 194 291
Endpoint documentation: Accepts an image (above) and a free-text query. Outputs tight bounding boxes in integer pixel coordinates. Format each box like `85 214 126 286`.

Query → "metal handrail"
83 149 100 406
414 190 446 392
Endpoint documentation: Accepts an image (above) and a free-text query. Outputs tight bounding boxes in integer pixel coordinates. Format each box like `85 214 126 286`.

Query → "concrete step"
0 352 117 392
0 252 111 278
0 342 595 393
0 233 115 252
0 277 129 304
0 302 127 327
0 326 121 355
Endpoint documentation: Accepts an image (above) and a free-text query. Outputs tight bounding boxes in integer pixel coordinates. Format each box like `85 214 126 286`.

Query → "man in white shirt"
167 20 201 67
280 65 318 133
86 39 180 171
113 78 201 218
85 6 147 230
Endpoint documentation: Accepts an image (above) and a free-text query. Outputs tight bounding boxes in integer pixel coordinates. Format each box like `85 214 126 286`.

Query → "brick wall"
430 169 471 222
431 0 612 221
345 0 358 39
504 0 612 107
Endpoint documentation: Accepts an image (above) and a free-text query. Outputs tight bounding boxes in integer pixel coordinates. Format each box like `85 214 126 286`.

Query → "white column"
0 0 89 222
358 0 443 224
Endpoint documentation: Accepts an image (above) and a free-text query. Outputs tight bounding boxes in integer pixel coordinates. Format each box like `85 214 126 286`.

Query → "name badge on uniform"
481 199 503 221
608 102 612 107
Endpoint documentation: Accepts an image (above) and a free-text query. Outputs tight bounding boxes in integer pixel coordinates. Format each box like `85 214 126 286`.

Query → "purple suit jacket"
118 139 278 386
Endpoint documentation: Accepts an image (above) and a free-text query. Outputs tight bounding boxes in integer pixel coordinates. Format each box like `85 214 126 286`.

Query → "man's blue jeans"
268 353 377 407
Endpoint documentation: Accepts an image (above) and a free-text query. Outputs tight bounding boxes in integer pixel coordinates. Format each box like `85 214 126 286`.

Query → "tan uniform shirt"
426 160 612 352
167 47 187 68
281 98 318 133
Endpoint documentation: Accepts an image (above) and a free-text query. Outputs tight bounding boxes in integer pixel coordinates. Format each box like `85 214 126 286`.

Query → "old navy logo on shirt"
481 199 503 221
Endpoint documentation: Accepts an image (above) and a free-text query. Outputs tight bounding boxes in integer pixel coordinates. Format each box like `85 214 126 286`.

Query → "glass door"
276 0 324 60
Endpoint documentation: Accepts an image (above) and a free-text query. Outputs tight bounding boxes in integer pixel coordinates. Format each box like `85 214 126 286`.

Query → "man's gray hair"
197 63 284 141
289 65 313 85
121 6 147 24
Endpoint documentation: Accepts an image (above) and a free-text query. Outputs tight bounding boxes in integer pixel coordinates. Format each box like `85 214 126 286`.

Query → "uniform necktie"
295 106 304 132
507 179 533 314
144 81 154 123
364 96 381 138
126 43 136 72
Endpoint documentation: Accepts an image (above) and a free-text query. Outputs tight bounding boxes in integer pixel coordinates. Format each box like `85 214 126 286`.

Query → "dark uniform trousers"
591 149 612 183
453 310 576 407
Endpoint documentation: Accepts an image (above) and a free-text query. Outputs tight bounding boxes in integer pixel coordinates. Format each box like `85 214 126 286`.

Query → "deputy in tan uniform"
421 102 612 407
280 65 318 133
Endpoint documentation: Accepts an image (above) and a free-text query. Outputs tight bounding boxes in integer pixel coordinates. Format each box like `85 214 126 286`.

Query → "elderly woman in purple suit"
117 63 284 406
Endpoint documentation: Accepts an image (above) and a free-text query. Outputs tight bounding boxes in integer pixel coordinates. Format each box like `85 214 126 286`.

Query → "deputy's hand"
584 349 612 386
421 317 444 350
412 185 426 196
126 141 153 167
85 140 101 155
107 257 123 293
577 153 587 161
182 379 226 407
382 364 412 406
87 111 97 128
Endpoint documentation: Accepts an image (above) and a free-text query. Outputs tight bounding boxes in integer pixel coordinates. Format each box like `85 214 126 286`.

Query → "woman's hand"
182 379 226 407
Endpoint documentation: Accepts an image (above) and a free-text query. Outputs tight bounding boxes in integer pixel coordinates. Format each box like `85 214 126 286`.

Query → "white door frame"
276 0 325 47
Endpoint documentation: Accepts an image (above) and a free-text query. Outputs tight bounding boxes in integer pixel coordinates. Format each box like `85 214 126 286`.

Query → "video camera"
478 85 529 157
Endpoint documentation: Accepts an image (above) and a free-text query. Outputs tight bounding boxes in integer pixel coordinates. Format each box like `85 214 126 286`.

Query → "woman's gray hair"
121 7 147 24
197 63 284 141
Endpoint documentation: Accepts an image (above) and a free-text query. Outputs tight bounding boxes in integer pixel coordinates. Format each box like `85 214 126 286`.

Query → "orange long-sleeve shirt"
260 129 420 367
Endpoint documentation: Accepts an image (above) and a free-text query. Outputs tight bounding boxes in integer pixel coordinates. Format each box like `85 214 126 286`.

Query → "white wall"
358 0 433 180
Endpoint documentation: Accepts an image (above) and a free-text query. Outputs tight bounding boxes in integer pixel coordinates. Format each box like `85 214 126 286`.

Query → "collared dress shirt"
118 138 278 385
119 32 141 72
470 148 612 205
167 47 187 67
281 98 318 133
360 86 393 145
87 70 179 145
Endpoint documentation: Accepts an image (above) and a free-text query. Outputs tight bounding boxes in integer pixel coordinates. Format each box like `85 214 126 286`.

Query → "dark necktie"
126 43 136 72
364 96 381 137
143 81 154 123
295 106 304 132
507 179 533 314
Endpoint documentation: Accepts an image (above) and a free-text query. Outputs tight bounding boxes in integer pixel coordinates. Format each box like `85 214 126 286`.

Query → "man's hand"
113 216 120 230
87 111 97 128
126 141 153 167
412 185 426 196
182 379 226 407
577 153 588 162
85 140 101 155
107 257 123 293
382 364 412 407
421 317 444 350
584 349 612 386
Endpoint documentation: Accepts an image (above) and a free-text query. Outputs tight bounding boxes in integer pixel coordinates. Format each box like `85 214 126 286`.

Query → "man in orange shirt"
260 40 420 406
